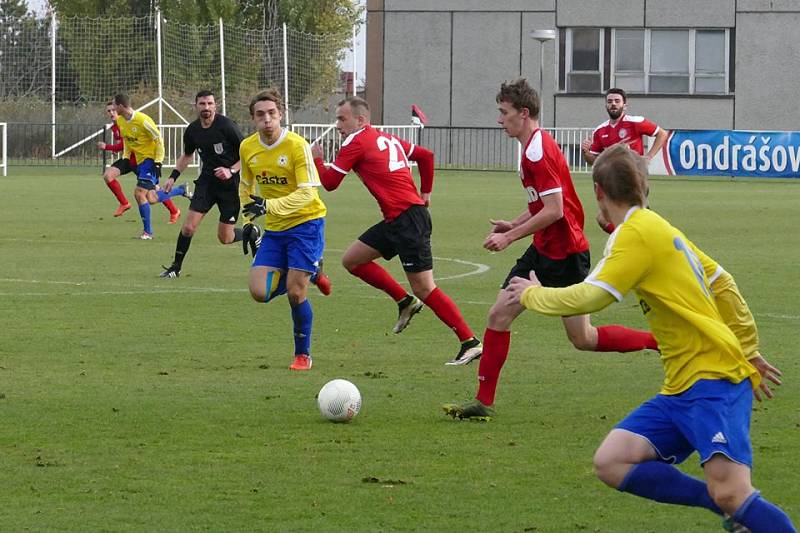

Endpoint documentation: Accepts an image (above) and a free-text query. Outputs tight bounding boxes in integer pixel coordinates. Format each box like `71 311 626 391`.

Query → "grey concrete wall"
382 12 452 126
555 96 735 130
384 0 553 11
451 12 523 127
557 0 644 27
370 0 799 132
734 12 800 129
646 0 734 27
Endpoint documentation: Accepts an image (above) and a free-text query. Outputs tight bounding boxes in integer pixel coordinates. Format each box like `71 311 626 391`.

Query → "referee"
160 90 258 278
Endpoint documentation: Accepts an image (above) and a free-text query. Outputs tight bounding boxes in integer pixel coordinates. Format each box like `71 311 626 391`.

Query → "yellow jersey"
116 110 164 163
585 207 759 395
239 129 326 232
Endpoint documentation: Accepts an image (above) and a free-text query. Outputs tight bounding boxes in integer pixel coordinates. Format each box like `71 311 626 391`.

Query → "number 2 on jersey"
376 135 409 172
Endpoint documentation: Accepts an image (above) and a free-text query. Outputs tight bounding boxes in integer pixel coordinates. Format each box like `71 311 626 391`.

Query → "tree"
0 0 51 100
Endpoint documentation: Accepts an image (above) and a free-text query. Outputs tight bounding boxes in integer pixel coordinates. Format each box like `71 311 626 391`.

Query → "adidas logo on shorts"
711 432 727 444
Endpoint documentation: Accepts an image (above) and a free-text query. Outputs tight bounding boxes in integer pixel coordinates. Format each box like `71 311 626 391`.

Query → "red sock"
106 179 128 205
422 287 473 341
349 262 407 301
476 328 511 406
596 325 658 352
162 199 179 214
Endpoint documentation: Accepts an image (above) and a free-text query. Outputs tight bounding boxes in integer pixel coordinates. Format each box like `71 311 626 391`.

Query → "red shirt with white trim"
588 114 659 156
103 123 136 165
521 129 588 259
316 124 430 221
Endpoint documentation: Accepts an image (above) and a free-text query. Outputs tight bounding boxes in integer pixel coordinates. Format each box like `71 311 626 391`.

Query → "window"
562 27 730 95
611 28 728 94
566 28 603 92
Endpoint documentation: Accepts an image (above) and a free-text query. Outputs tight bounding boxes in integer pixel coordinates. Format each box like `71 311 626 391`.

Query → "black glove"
242 194 267 218
242 223 261 256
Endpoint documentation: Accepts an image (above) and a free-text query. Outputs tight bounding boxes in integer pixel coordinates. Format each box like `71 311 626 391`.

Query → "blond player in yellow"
505 144 793 533
113 93 189 239
239 88 331 371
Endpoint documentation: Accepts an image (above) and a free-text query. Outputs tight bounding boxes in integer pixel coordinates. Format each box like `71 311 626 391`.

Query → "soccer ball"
317 379 362 422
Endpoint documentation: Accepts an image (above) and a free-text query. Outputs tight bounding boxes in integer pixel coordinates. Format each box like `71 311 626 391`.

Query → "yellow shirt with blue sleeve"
115 111 164 163
520 207 760 395
239 129 326 232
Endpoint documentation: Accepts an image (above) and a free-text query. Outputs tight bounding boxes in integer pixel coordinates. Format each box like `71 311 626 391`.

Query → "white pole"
283 22 290 125
219 18 227 116
156 11 163 125
352 25 357 96
2 123 7 176
51 10 56 159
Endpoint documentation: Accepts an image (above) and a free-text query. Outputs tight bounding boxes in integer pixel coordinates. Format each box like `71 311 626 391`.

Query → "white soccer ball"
317 379 362 422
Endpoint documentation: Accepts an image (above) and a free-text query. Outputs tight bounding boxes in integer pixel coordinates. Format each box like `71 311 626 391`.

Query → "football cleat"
113 203 131 217
168 208 181 224
393 295 423 333
139 231 153 240
181 183 193 200
311 260 332 296
442 399 495 421
159 264 181 278
289 354 313 371
444 337 483 366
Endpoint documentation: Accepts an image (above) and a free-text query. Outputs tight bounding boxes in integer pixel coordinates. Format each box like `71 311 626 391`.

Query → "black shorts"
359 204 433 273
501 245 590 289
189 176 240 224
111 158 133 175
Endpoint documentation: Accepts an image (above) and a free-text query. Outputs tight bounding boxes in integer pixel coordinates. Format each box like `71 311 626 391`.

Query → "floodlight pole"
531 29 556 127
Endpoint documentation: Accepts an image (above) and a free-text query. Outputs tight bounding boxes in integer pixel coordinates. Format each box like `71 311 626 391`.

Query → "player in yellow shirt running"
239 88 330 371
113 94 189 239
505 144 794 532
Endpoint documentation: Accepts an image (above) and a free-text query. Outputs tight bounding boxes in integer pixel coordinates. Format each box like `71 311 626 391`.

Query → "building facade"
365 0 800 131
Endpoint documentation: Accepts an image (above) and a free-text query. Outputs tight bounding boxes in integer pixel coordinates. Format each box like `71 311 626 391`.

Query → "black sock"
174 232 192 268
233 227 243 243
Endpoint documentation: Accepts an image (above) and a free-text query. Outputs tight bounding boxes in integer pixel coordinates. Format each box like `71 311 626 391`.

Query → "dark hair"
113 93 131 107
195 90 215 102
249 88 284 116
591 144 648 206
496 78 540 119
606 87 627 103
338 96 370 117
105 100 114 107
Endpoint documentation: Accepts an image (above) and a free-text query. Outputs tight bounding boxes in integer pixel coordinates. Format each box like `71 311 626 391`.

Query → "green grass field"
1 167 798 532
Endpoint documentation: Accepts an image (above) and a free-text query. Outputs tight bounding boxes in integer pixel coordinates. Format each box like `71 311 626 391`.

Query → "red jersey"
104 123 136 165
588 114 660 156
314 125 434 221
521 129 588 259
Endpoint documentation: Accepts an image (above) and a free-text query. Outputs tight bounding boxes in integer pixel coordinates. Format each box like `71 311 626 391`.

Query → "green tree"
0 0 51 100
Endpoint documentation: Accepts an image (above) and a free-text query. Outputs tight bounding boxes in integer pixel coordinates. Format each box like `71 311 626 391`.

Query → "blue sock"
733 491 796 532
138 203 152 234
263 271 287 303
291 299 313 356
619 461 722 515
156 184 185 202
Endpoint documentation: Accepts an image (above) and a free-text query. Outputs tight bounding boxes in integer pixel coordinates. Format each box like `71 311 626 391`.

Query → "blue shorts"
252 218 325 273
135 159 159 190
616 379 754 467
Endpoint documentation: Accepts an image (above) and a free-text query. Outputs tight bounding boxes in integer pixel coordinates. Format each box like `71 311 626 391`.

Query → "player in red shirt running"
444 79 657 420
96 101 182 223
581 88 668 233
310 96 482 363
